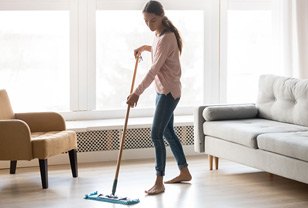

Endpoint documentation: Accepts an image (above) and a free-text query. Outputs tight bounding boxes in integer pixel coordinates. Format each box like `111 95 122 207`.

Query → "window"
220 0 275 103
0 11 69 112
96 10 204 110
0 0 214 119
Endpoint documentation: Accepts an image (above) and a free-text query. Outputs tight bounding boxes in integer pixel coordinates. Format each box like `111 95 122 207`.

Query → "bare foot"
145 184 165 195
164 167 192 184
145 176 165 195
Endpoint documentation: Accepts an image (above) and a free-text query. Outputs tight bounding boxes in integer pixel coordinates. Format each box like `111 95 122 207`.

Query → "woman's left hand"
126 93 139 108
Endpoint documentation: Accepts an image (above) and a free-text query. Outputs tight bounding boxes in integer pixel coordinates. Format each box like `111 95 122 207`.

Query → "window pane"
96 10 203 110
226 10 273 103
0 11 69 112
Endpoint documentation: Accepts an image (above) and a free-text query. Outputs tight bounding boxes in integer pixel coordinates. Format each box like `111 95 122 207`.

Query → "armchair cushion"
31 130 77 159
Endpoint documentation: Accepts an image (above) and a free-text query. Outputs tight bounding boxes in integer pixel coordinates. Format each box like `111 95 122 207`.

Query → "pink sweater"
134 32 182 99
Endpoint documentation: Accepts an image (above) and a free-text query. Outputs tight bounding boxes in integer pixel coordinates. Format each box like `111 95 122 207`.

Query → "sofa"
194 74 308 184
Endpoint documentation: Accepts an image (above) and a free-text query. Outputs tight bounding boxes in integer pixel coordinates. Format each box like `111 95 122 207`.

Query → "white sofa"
194 74 308 184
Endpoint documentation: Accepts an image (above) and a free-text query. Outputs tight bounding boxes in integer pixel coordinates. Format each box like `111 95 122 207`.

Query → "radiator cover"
76 125 194 152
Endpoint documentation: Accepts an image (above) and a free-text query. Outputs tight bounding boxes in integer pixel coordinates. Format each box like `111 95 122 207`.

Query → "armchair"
0 89 78 189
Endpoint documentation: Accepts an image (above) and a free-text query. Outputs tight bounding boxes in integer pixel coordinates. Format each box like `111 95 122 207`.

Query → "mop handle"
112 55 141 196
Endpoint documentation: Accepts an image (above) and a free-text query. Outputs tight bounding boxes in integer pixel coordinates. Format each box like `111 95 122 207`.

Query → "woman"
126 0 192 195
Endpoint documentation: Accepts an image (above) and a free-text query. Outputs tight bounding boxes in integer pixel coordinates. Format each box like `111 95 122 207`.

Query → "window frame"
0 0 220 120
92 0 219 119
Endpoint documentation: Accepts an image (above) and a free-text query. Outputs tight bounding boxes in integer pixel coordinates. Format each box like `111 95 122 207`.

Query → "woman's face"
143 12 163 32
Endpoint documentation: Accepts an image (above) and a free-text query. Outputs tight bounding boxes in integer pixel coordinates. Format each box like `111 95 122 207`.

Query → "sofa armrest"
15 112 66 132
194 106 207 153
194 103 258 153
0 120 33 160
203 104 258 121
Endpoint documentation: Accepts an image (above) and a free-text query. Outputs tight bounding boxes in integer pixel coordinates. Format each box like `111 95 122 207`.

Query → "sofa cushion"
257 131 308 162
257 74 308 127
203 119 308 149
202 104 258 121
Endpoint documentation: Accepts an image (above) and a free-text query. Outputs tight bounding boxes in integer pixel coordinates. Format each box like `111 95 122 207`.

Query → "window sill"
66 115 193 132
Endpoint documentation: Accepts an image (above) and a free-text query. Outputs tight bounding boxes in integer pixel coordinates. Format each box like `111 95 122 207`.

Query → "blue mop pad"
84 191 140 205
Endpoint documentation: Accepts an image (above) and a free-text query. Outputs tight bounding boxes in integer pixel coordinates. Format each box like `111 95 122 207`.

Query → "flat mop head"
84 191 140 205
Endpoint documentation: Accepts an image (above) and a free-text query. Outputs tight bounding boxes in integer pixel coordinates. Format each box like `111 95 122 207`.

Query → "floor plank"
0 155 308 208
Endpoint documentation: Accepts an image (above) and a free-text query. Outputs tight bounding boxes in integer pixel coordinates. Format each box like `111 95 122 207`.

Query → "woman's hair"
143 0 183 54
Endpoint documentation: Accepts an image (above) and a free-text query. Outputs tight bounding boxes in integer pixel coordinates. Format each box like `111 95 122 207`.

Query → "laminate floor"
1 155 308 208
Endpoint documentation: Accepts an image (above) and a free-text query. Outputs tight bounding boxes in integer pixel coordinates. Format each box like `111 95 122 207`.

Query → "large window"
0 11 69 112
220 0 276 104
0 0 216 119
0 0 293 120
96 10 204 110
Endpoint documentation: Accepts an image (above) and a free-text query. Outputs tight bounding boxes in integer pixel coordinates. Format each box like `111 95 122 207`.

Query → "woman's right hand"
126 93 139 108
134 45 151 58
134 46 144 58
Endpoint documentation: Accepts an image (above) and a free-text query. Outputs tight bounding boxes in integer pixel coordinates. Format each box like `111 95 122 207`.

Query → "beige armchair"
0 89 78 189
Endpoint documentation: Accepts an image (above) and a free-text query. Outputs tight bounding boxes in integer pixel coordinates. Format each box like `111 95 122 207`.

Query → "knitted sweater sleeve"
134 35 171 96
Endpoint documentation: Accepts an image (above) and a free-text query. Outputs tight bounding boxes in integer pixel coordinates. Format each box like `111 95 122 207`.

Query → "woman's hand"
134 45 151 58
126 93 139 108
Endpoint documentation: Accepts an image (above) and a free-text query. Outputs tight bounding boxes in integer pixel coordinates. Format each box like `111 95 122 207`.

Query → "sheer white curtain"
296 0 308 78
272 0 308 78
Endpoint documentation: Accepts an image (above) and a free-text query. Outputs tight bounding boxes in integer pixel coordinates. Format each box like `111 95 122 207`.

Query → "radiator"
76 125 194 152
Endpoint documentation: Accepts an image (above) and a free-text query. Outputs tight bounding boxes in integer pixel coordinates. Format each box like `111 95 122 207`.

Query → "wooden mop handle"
129 56 140 94
112 55 141 196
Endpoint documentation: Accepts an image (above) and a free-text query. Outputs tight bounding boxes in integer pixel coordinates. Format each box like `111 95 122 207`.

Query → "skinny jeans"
152 93 188 176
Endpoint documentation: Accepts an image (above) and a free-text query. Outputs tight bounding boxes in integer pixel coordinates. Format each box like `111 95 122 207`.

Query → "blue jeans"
151 93 188 176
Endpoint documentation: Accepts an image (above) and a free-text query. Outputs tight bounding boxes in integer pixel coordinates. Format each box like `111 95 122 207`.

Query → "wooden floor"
1 155 308 208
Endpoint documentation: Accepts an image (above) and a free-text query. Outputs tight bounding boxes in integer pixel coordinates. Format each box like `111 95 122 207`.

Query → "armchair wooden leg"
214 157 219 170
10 160 17 174
39 159 48 189
68 149 78 178
209 155 213 170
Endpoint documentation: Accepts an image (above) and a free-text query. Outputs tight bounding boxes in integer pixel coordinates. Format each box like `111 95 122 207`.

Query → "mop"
84 56 141 205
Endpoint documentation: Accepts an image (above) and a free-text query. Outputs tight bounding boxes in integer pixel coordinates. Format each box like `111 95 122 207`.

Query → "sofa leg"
214 157 219 170
10 160 17 174
209 155 213 170
39 159 48 189
68 149 78 178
